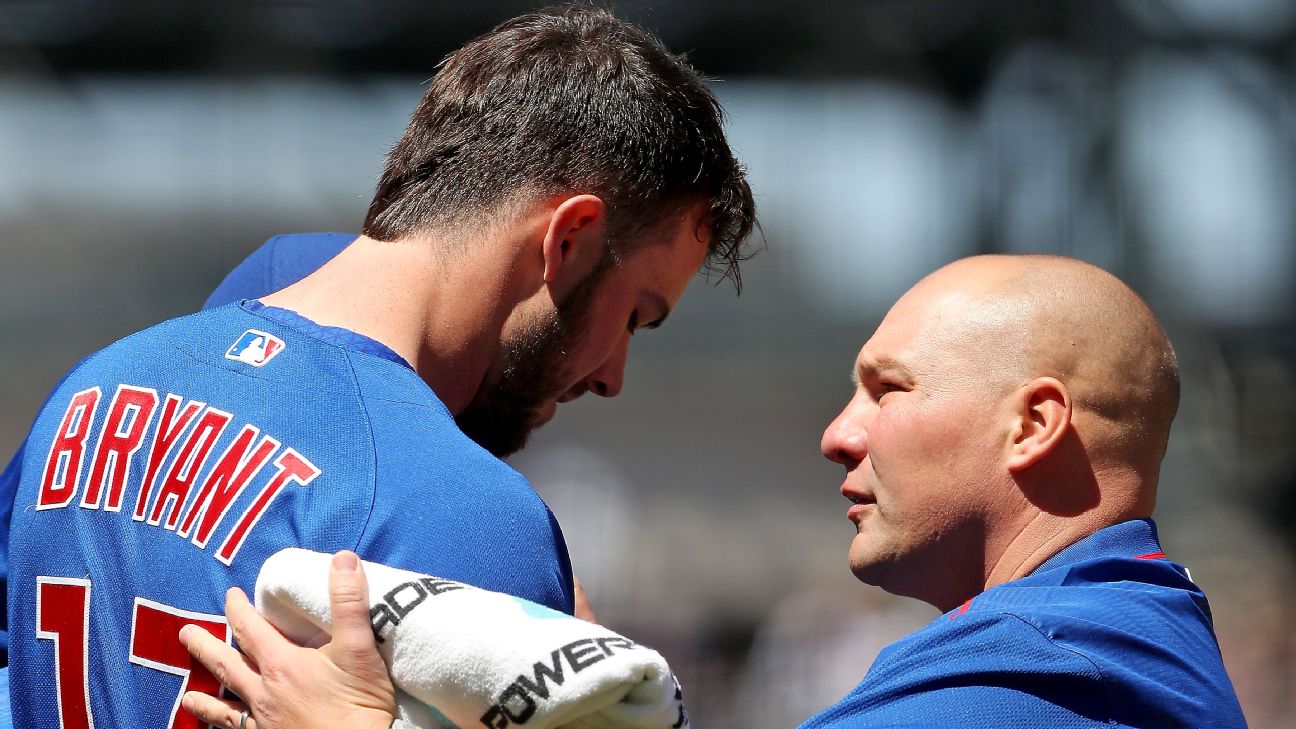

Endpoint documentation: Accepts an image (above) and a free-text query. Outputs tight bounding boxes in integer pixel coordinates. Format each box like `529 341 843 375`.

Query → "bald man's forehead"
864 293 971 366
859 284 1035 398
880 283 1010 344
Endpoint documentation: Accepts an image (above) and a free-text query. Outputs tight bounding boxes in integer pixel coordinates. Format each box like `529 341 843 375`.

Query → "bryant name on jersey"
35 382 319 567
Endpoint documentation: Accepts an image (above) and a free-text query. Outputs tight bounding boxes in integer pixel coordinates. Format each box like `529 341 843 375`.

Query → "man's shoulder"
343 375 570 610
802 597 1179 729
367 409 530 492
56 306 260 381
807 549 1245 729
801 605 1109 728
204 232 357 310
870 601 1105 684
355 404 572 613
363 400 546 525
67 304 359 389
974 540 1219 664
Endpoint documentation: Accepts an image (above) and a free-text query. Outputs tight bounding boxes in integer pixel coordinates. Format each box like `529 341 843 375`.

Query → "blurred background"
2 0 1294 726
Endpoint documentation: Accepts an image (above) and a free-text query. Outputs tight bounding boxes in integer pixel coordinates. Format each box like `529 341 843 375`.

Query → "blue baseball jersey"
0 233 356 663
799 519 1246 728
6 252 574 729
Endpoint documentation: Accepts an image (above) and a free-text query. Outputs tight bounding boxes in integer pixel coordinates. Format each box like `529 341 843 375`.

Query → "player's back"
7 302 573 729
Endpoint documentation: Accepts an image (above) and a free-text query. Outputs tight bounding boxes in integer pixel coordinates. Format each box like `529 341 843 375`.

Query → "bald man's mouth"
842 484 876 524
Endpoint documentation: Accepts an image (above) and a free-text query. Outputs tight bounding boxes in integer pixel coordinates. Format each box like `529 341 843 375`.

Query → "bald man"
807 254 1245 727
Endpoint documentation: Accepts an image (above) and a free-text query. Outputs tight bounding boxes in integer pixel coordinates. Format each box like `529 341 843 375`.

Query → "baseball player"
2 7 756 729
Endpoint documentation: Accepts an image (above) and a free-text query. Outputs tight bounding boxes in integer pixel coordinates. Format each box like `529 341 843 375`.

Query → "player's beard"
455 254 612 458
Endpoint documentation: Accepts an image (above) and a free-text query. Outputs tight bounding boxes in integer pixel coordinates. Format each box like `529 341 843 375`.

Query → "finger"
180 624 261 700
324 551 380 661
572 575 598 624
223 587 295 668
180 691 255 729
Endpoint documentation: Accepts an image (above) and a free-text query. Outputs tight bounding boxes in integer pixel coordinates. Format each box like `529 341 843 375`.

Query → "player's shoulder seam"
355 391 450 410
71 310 211 374
996 611 1116 723
341 351 381 553
263 233 288 282
347 363 453 415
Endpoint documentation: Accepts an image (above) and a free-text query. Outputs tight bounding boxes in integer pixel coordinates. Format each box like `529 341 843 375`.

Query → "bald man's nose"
822 405 869 466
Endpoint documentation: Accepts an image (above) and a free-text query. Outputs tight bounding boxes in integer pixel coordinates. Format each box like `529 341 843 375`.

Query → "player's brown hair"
362 3 757 289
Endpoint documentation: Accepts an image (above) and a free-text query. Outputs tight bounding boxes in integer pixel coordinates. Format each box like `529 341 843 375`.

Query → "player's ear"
1006 377 1072 473
542 195 608 297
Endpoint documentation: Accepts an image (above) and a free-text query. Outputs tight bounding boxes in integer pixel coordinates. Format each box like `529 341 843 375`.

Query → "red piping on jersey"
1134 551 1166 560
949 598 973 619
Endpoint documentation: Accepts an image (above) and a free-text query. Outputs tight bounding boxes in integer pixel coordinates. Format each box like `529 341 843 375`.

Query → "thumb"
573 575 598 624
323 551 383 671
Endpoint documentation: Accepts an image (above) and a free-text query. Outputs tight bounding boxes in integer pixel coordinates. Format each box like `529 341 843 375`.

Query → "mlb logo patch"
225 329 285 367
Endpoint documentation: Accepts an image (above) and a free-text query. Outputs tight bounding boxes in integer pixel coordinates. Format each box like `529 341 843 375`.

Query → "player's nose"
583 332 629 398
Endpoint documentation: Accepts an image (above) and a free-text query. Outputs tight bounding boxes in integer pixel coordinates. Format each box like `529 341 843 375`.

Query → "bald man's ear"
1006 377 1072 473
542 195 608 301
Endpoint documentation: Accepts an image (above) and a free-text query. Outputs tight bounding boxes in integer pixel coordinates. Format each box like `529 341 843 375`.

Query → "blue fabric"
0 451 18 666
799 519 1247 728
243 300 412 369
0 664 8 726
0 666 9 729
5 234 576 729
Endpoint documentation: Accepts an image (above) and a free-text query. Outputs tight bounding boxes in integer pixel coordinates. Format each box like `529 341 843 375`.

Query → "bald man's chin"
847 535 890 587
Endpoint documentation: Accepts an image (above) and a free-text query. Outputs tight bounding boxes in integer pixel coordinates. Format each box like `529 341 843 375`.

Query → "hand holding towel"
255 548 690 729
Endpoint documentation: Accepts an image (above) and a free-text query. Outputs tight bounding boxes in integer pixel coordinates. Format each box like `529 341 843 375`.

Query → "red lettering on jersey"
177 426 280 547
216 449 319 565
35 577 95 729
129 598 230 729
81 385 160 512
38 387 102 510
133 395 205 522
147 408 232 530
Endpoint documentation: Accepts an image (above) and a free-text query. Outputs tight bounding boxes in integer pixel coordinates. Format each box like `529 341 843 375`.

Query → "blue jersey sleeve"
352 363 576 614
800 613 1108 729
803 524 1245 729
202 233 355 310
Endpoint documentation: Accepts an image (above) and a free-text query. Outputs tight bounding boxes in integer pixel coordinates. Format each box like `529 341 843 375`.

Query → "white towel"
255 549 690 729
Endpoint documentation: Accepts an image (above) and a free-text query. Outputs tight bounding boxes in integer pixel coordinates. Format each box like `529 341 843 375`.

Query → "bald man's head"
822 254 1179 608
908 255 1179 477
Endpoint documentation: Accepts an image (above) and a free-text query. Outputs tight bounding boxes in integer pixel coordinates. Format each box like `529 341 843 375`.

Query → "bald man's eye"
878 381 904 399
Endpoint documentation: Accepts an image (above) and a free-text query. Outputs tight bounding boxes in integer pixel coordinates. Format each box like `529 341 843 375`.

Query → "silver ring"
238 710 250 729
